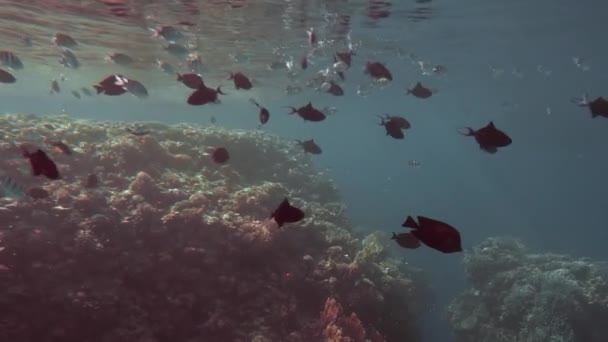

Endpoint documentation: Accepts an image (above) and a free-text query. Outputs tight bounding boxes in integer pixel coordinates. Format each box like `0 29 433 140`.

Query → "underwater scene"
1 0 607 341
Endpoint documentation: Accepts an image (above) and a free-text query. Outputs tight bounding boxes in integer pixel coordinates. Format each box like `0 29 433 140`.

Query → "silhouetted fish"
460 121 512 153
177 73 204 89
250 98 270 126
0 51 24 70
391 232 421 249
22 148 60 180
107 52 134 66
573 95 608 118
210 147 229 164
378 115 405 139
297 139 322 154
401 215 462 253
270 198 305 227
0 68 16 83
59 48 79 69
229 72 252 90
407 82 433 99
287 102 326 122
187 86 224 105
365 61 392 80
53 33 77 48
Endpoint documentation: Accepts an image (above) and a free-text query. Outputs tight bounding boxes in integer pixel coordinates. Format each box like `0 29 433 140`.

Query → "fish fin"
488 121 495 128
216 86 226 95
93 85 104 94
402 216 418 229
391 232 397 240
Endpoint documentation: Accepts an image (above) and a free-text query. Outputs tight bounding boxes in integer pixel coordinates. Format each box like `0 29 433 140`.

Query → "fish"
0 175 25 198
321 81 344 96
151 25 183 41
187 86 224 105
118 78 149 98
391 232 421 249
53 33 77 48
250 99 270 126
0 51 24 70
229 72 252 90
177 73 204 89
365 61 392 81
157 60 175 74
81 87 93 96
27 187 49 199
209 147 229 164
307 27 316 46
335 50 354 67
460 121 512 153
572 94 608 118
287 102 327 122
401 215 462 253
71 90 81 99
49 141 72 155
106 52 134 66
125 127 149 136
21 148 60 180
50 79 60 94
165 42 189 57
59 48 79 69
270 198 305 227
378 115 405 139
407 82 433 99
300 54 308 70
379 114 410 130
0 68 16 83
93 74 127 95
297 139 322 154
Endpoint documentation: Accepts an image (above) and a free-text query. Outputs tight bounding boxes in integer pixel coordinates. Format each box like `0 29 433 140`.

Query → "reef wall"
0 114 427 342
448 237 608 342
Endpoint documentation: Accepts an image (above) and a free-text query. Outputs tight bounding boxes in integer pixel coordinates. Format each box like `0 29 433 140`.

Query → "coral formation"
448 237 608 342
0 113 427 342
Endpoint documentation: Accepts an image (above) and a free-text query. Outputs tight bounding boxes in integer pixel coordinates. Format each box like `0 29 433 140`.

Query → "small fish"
270 198 305 227
209 147 229 164
118 78 148 98
407 82 433 99
320 81 344 96
0 175 25 198
50 79 60 94
378 115 405 139
187 86 225 105
80 87 93 96
401 215 462 253
27 187 49 199
125 127 149 136
165 42 189 57
287 102 327 122
300 54 308 69
49 141 72 155
379 114 410 130
177 72 204 89
572 94 608 118
459 121 512 153
152 25 183 41
53 33 77 48
391 232 421 249
106 52 134 66
83 174 98 188
93 74 127 95
59 48 79 69
0 51 24 70
71 90 81 99
297 139 322 154
0 68 16 83
365 61 392 81
229 72 252 90
335 50 354 67
21 148 60 180
250 98 270 126
157 60 175 74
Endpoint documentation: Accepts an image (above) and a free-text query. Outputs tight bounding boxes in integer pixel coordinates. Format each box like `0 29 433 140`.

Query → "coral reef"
0 113 427 342
448 237 608 342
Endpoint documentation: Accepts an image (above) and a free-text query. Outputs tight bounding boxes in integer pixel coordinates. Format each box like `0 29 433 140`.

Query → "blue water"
2 0 608 340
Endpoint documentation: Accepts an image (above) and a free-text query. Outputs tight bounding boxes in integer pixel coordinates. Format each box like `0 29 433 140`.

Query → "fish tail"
249 98 259 107
216 86 225 95
93 85 104 94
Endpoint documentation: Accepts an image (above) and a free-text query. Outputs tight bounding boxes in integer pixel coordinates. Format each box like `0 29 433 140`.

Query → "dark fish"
27 187 49 199
59 48 79 69
401 215 462 253
49 141 72 155
177 72 204 89
107 52 134 66
335 50 354 67
307 28 316 46
297 139 322 154
0 51 24 70
323 81 344 96
229 72 252 90
187 86 224 105
84 174 98 188
300 54 308 70
0 68 16 83
365 61 392 80
157 60 175 74
379 114 410 130
270 198 305 227
152 25 183 41
22 148 60 180
53 33 77 48
250 98 270 126
210 147 229 164
97 74 124 88
126 127 149 136
407 82 433 99
71 90 81 99
378 115 405 139
80 87 93 96
119 78 149 98
573 95 608 118
50 79 60 94
165 42 189 57
93 74 127 95
460 121 512 153
287 102 327 122
391 232 421 249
